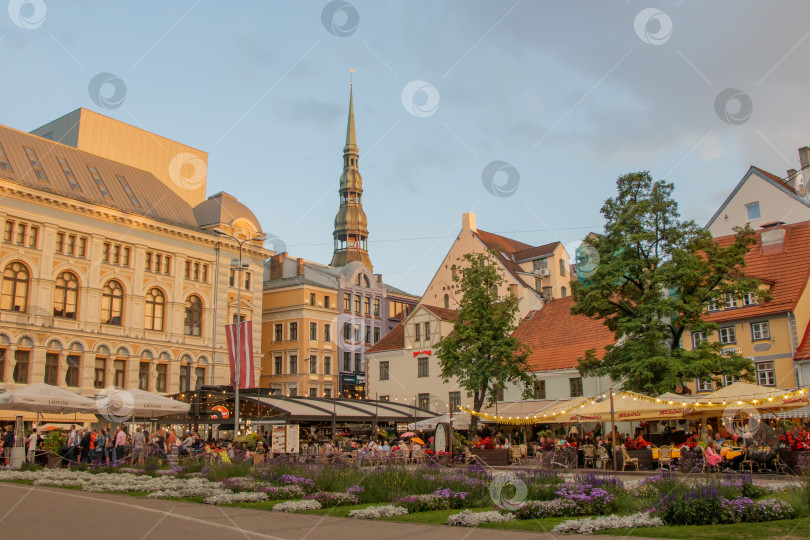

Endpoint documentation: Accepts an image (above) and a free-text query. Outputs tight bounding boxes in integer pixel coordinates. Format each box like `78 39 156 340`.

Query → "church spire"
345 85 357 151
331 85 372 270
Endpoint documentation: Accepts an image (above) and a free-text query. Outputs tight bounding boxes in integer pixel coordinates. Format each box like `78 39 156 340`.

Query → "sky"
2 1 810 296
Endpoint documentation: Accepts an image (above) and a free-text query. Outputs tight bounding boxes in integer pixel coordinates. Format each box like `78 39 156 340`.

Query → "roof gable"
366 322 404 353
706 166 810 231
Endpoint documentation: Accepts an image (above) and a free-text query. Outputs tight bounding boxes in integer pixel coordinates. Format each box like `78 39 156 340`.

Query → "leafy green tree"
435 251 534 434
572 171 768 394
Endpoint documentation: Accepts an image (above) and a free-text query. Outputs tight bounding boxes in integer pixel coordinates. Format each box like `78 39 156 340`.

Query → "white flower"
448 510 515 527
349 505 409 519
204 492 269 505
552 512 663 534
272 500 322 512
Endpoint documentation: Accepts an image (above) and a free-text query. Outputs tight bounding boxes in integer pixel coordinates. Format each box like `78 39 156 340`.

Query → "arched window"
363 275 370 288
53 271 79 319
1 261 29 312
559 258 567 277
356 273 361 286
145 288 165 331
184 295 203 336
561 286 568 298
444 294 450 309
101 280 123 325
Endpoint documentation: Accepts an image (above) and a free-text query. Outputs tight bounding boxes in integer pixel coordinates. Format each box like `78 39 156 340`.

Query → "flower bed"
272 500 322 512
349 505 409 519
304 491 360 507
552 512 664 534
393 488 468 512
447 510 515 527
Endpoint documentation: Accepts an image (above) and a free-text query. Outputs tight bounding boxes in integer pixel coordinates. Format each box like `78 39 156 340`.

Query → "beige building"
0 112 268 397
366 304 467 411
706 147 810 237
422 212 570 319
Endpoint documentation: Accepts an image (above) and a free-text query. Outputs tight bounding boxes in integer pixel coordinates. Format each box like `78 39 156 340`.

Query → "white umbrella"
0 383 96 414
96 387 190 421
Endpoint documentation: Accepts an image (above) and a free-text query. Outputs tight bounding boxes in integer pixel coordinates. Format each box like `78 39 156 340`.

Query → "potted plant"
41 430 66 468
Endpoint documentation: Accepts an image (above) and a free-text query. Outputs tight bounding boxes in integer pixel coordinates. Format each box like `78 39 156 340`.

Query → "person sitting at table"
704 438 723 468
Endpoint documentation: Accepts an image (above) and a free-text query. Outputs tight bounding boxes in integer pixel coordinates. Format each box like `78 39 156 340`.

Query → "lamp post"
212 227 265 437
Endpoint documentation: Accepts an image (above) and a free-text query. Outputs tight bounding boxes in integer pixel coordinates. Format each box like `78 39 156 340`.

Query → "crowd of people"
0 424 207 467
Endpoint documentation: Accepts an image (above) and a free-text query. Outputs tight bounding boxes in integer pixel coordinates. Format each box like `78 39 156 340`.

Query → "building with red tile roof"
684 221 810 391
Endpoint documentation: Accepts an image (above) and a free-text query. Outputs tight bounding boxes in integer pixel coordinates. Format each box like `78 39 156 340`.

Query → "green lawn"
597 518 810 539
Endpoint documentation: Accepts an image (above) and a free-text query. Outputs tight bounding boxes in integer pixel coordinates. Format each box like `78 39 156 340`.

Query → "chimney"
760 222 786 252
787 169 798 189
799 147 810 179
296 258 304 277
376 274 382 283
269 253 284 280
462 212 476 233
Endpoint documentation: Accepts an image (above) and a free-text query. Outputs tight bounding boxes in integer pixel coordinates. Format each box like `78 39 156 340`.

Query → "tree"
572 171 768 394
435 251 534 435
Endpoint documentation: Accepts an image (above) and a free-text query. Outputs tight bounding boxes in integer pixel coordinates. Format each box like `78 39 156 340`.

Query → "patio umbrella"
695 382 807 411
0 383 96 414
411 437 425 445
400 431 416 438
96 387 190 421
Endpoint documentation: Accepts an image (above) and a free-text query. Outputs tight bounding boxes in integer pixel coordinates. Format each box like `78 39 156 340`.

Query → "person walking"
113 426 126 463
104 428 113 464
66 424 79 464
2 426 14 467
95 429 106 464
166 428 178 466
26 428 38 464
79 429 91 463
131 427 145 466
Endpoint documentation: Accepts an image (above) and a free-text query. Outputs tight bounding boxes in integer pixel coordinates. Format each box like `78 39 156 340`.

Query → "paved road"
0 483 662 540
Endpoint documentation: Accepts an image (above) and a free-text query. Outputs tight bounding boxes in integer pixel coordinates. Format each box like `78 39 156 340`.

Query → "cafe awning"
546 392 689 423
242 396 437 423
688 382 809 412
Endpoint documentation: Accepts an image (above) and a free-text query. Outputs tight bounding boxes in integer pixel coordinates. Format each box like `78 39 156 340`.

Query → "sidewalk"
0 483 662 540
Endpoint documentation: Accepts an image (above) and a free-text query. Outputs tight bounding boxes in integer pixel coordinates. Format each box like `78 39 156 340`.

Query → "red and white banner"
412 350 431 357
225 321 256 389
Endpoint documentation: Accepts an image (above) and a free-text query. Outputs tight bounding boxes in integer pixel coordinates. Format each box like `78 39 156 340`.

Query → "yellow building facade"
261 255 339 397
684 222 810 392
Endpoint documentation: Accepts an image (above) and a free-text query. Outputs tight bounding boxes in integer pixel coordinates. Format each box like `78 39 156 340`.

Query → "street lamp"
212 227 265 437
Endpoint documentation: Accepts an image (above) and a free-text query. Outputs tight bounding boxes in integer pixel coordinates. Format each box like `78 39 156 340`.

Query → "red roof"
512 296 615 372
366 323 404 353
474 229 557 287
704 221 810 323
421 304 459 321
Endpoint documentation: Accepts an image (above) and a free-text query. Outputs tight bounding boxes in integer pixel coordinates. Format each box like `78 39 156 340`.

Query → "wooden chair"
621 445 639 471
740 447 756 474
582 445 596 468
658 446 672 470
596 445 612 470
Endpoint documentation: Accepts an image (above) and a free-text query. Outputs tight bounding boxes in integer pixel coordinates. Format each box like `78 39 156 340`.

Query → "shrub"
393 488 468 512
448 510 514 527
349 505 409 519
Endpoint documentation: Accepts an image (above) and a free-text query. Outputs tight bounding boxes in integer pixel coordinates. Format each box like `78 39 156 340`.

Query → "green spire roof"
345 86 357 151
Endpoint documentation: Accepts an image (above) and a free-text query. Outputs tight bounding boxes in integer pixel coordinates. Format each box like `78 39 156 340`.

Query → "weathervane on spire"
350 68 355 85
